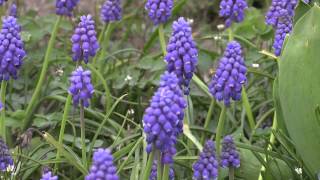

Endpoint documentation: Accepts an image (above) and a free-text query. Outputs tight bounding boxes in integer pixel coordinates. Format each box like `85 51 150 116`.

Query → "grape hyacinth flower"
9 3 17 17
86 148 119 180
221 135 240 168
149 160 174 180
0 0 7 6
265 0 297 26
0 138 14 172
265 0 298 56
0 101 3 111
40 171 58 180
0 16 26 81
56 0 80 16
71 15 99 64
193 140 218 180
100 0 122 23
143 72 186 164
219 0 248 27
209 41 247 106
165 17 198 95
68 66 94 107
145 0 174 25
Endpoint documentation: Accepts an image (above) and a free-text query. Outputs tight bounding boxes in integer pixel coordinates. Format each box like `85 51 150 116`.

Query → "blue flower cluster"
193 140 218 180
149 160 175 180
265 0 297 56
165 17 198 95
71 15 99 64
68 66 94 107
0 16 26 81
219 0 248 27
0 138 14 172
0 0 6 6
9 3 17 17
209 41 247 106
145 0 174 25
221 135 240 168
40 171 58 180
100 0 122 23
86 148 119 180
143 72 186 164
56 0 79 16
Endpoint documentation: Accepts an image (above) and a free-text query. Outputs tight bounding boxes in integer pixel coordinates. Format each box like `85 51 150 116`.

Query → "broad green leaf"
278 5 320 176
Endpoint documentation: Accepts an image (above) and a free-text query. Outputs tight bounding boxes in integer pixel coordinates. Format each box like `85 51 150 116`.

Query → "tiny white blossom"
187 18 194 24
125 75 133 82
295 167 302 175
217 24 225 30
128 109 135 115
214 35 221 40
252 63 260 68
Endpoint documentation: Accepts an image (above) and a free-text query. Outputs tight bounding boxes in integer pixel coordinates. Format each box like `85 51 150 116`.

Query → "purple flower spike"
143 71 186 164
40 171 58 180
165 17 198 95
68 66 94 107
9 3 17 17
0 101 3 111
149 160 174 180
56 0 79 16
193 140 218 180
209 41 247 106
219 0 248 27
71 15 99 64
0 16 26 81
145 0 174 25
100 0 122 23
0 0 7 6
265 0 297 56
221 135 240 168
0 138 14 172
86 148 119 180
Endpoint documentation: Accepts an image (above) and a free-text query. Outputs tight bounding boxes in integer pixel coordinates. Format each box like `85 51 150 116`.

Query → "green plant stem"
0 81 7 141
142 149 155 180
257 114 278 180
157 151 162 180
158 24 167 55
215 106 227 180
241 87 255 130
229 167 235 180
201 99 215 144
55 94 72 170
23 16 62 130
162 165 170 180
80 103 87 169
92 24 107 66
228 28 233 41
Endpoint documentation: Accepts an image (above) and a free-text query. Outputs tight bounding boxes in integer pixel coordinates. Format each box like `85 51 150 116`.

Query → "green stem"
157 151 162 180
142 149 155 180
229 167 235 180
80 103 87 169
215 106 227 180
92 24 107 66
55 94 72 170
23 16 62 130
201 99 215 144
258 114 278 180
241 87 255 130
0 81 7 141
228 28 233 41
158 24 167 55
162 165 170 180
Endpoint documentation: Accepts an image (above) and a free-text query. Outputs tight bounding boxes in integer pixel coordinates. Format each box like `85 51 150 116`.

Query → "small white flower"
128 109 135 115
214 35 221 40
252 63 260 68
295 167 302 175
6 165 14 172
187 18 194 24
217 24 225 30
125 75 133 82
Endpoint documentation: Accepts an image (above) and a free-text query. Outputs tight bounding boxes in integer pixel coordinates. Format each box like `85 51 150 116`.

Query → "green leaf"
278 5 320 176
